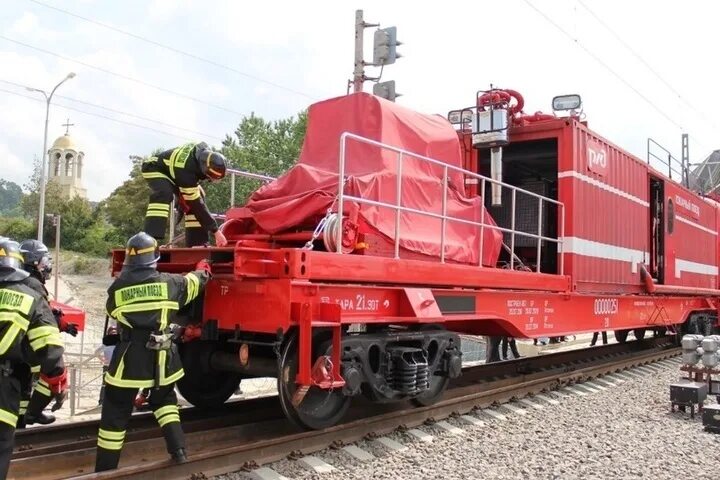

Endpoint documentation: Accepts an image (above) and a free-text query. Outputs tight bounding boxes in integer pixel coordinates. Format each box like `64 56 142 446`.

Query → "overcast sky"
1 0 719 201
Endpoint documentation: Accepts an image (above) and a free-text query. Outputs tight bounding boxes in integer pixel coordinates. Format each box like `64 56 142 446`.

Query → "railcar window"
667 199 674 234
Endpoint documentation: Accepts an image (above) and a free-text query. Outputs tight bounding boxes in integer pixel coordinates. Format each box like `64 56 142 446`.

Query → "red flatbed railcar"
111 89 720 429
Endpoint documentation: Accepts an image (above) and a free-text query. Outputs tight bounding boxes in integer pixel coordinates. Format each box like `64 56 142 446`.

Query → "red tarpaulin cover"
228 92 502 266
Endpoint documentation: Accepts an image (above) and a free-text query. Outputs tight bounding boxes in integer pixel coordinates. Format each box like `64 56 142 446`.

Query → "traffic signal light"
373 80 399 101
373 26 401 66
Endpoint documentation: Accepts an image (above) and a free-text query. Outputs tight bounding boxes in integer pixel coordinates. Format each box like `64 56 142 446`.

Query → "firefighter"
0 239 67 478
16 239 78 427
96 232 210 472
141 142 228 248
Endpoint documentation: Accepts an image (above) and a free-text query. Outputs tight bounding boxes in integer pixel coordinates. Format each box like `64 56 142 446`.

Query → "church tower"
48 119 87 199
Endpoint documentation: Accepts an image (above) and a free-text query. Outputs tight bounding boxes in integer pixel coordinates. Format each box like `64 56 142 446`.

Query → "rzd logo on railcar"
593 298 618 315
587 139 608 176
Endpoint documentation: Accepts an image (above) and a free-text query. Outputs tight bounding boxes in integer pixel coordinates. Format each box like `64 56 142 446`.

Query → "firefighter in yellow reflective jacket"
96 232 210 472
0 240 67 478
17 239 78 428
142 142 228 248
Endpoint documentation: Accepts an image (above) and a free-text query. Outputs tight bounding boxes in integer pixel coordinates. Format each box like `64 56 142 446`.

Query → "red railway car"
111 89 719 430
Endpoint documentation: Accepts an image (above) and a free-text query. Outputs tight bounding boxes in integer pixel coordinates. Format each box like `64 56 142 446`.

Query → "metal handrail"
337 132 566 274
647 138 688 186
226 168 275 207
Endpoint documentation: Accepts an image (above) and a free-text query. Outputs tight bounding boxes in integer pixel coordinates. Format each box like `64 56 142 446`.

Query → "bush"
74 223 116 257
0 217 35 241
58 250 110 275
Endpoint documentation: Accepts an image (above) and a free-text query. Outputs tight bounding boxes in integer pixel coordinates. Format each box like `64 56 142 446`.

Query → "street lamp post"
48 214 61 300
27 72 77 242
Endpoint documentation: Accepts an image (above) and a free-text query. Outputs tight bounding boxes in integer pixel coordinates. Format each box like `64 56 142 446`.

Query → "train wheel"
410 324 450 407
633 328 646 341
177 341 242 408
277 330 351 430
614 329 629 343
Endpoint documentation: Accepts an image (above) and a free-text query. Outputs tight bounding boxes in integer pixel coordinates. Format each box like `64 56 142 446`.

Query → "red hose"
514 111 556 125
477 89 525 115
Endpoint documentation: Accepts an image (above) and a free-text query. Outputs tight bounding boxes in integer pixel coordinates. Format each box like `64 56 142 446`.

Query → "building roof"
690 150 720 194
50 134 80 152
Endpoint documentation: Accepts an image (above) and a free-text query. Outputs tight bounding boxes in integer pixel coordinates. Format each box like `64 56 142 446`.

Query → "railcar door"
649 177 665 283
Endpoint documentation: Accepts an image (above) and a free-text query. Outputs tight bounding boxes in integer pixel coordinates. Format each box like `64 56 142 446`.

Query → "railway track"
9 336 680 480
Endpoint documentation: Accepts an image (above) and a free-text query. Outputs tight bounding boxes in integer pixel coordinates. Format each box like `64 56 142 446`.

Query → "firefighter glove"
41 370 68 411
55 310 79 337
195 259 212 275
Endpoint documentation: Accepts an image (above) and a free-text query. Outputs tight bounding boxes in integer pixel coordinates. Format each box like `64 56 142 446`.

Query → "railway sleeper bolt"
330 440 345 449
240 461 259 472
288 450 303 460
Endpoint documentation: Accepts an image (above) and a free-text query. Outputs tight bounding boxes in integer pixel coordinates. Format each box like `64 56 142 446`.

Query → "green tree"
0 179 23 215
205 111 307 213
20 158 64 238
47 197 96 248
104 156 151 240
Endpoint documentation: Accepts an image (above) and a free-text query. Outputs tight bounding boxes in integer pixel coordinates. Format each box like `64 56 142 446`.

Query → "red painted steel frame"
113 244 718 389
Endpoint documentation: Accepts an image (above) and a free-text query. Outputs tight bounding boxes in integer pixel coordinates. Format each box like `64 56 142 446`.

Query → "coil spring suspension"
385 347 429 396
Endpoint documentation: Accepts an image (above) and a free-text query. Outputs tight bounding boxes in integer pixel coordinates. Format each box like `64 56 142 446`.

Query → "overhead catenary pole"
352 10 380 93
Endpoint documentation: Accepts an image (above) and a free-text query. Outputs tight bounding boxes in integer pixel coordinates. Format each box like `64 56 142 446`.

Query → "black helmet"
20 239 53 281
123 232 160 269
0 240 30 282
195 144 226 181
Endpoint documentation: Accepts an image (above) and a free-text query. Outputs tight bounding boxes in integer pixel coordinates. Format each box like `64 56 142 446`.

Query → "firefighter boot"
25 393 56 425
95 448 121 472
0 424 14 480
162 422 187 464
172 448 188 464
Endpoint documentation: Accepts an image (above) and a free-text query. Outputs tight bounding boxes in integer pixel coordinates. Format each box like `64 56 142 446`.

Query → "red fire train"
112 88 719 430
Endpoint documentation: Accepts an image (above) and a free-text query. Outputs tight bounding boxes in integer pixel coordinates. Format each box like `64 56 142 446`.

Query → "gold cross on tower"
61 118 74 135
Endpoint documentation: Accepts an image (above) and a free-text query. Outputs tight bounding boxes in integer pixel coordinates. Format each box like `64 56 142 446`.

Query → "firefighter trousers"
0 370 22 479
18 363 54 428
95 384 184 472
16 364 32 428
144 178 207 247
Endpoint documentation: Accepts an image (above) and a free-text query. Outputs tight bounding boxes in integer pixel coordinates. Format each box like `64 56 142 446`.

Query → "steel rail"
10 337 678 480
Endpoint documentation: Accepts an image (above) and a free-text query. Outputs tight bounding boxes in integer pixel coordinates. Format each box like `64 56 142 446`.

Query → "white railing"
336 132 566 274
226 168 275 207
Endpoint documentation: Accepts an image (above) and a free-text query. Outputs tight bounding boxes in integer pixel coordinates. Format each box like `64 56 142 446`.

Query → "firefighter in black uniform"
0 240 67 478
141 142 228 248
16 239 78 427
96 232 211 471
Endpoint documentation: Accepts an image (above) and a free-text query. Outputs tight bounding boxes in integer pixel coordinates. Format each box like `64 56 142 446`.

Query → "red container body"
476 117 719 294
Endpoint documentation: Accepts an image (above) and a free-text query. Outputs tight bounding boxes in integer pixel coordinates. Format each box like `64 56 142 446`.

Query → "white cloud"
0 143 28 188
9 12 38 35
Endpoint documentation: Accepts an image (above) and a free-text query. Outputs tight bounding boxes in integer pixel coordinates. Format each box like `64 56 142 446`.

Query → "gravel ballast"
217 356 720 480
